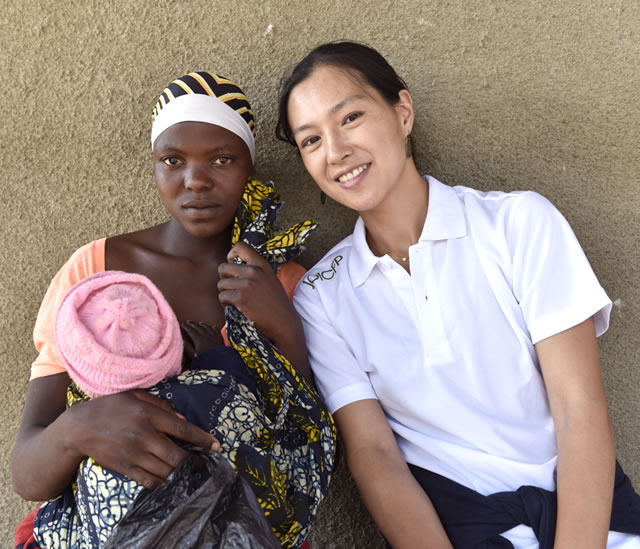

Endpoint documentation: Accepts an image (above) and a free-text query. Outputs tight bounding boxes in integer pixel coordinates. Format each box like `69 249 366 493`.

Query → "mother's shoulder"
105 225 167 272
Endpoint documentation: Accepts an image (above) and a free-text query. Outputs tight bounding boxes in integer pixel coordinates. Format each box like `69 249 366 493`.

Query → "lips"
182 199 218 209
181 199 220 218
334 163 371 188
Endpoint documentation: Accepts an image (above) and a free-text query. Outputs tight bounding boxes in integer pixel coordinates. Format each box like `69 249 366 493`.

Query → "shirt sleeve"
30 239 106 380
277 261 307 300
506 192 611 344
294 280 377 414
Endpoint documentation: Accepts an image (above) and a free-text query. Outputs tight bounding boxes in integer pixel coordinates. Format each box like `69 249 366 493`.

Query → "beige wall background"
1 0 638 546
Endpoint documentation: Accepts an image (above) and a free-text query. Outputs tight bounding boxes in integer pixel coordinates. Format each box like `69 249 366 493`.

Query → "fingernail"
211 441 220 451
176 413 187 420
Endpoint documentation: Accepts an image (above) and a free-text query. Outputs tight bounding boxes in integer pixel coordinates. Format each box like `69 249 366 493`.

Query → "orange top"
30 238 306 380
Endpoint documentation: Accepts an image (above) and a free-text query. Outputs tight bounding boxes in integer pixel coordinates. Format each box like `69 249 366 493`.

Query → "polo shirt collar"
349 218 378 287
419 176 467 242
349 176 467 287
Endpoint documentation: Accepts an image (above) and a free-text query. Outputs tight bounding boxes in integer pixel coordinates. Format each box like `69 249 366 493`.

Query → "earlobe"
396 89 415 135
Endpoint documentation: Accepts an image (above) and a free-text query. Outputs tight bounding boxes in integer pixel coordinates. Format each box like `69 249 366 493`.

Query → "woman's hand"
217 242 296 340
68 390 220 486
217 241 312 381
12 374 220 501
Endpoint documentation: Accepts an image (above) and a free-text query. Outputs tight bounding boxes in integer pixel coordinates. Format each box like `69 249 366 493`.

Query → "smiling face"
287 64 414 215
152 121 253 239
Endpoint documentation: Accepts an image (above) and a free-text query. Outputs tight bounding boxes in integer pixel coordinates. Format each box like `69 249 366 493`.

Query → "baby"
35 270 278 548
55 270 184 398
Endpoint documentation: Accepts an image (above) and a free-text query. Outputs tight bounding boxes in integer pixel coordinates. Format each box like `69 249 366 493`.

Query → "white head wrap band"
151 93 256 164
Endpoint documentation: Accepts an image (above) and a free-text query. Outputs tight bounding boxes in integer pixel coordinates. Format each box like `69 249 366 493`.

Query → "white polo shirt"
294 176 612 497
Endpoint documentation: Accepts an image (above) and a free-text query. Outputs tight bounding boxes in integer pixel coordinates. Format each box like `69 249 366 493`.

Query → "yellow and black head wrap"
151 72 256 163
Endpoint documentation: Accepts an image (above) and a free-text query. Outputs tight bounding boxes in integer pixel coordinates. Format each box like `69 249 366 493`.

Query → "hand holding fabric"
218 241 302 350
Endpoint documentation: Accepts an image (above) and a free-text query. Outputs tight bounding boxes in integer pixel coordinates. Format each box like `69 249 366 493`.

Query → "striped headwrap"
151 72 256 163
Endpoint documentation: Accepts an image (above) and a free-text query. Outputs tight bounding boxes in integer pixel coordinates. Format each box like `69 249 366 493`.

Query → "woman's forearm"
535 317 616 549
12 375 84 501
12 412 84 501
13 375 219 501
334 400 452 548
348 445 453 549
554 403 615 549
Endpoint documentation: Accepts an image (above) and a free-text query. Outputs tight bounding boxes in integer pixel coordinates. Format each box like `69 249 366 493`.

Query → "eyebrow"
292 94 366 136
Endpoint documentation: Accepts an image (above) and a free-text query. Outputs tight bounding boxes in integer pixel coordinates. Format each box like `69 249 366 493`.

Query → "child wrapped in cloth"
33 180 336 549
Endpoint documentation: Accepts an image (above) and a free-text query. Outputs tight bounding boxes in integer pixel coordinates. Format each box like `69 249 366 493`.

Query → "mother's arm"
336 399 453 549
536 316 615 549
12 373 219 501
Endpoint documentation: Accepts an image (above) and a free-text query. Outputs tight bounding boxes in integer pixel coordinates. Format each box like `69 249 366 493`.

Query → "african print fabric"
33 178 336 549
33 384 142 549
226 178 337 547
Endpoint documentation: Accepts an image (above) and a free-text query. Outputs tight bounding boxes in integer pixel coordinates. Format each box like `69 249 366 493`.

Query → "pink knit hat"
55 271 183 398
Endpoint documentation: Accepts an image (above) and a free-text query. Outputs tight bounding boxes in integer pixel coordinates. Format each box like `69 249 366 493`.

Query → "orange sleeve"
277 261 307 300
30 239 106 380
221 261 306 346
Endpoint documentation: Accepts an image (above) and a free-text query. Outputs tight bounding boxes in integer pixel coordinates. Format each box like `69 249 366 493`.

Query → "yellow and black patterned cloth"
34 178 336 549
226 178 337 545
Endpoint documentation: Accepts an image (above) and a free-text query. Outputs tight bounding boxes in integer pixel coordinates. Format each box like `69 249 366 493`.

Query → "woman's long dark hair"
276 41 409 146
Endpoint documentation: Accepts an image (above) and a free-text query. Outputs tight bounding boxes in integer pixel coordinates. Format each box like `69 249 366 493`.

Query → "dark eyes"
301 136 320 148
299 111 363 149
162 156 183 166
344 112 362 124
161 156 233 166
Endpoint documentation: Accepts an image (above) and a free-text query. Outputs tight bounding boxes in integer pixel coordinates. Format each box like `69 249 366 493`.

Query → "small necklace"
401 257 408 262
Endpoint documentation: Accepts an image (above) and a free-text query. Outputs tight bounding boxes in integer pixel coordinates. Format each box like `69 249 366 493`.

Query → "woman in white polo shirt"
275 41 640 549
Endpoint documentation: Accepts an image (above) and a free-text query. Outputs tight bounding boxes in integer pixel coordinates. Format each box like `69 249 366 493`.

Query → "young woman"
276 41 640 549
13 71 335 549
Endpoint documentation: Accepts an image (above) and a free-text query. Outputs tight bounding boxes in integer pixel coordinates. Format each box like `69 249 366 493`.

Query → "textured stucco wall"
2 0 639 546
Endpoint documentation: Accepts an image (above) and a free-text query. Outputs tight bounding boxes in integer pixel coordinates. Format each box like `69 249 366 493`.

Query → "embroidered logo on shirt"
301 255 343 290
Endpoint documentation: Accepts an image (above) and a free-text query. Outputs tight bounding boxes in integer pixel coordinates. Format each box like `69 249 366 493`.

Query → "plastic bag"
103 448 281 549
